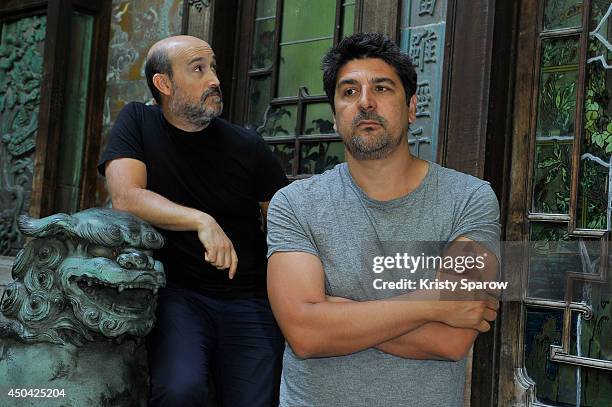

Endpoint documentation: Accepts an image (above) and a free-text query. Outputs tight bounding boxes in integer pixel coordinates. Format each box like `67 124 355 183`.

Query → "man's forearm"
321 294 482 360
282 299 449 359
375 322 478 361
113 187 209 231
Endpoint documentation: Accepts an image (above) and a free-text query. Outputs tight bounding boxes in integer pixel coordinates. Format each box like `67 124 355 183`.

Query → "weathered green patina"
0 16 46 256
0 208 166 406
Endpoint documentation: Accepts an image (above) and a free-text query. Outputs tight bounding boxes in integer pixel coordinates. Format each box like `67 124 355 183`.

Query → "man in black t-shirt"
98 35 287 406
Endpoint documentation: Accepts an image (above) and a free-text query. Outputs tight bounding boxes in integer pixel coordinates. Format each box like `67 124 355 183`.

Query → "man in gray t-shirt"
266 33 501 407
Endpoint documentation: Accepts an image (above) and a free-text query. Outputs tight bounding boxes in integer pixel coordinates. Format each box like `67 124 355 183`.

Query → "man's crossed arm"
267 246 499 361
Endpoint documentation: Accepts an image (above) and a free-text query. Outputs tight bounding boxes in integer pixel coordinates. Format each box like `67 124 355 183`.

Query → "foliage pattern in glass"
299 141 344 174
577 1 612 230
525 4 612 405
543 0 583 31
533 38 579 213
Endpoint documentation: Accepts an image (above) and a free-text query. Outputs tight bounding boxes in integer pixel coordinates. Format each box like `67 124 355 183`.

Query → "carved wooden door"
499 0 612 405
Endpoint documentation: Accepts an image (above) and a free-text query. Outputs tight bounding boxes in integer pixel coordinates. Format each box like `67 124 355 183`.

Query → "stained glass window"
243 0 359 179
522 1 612 405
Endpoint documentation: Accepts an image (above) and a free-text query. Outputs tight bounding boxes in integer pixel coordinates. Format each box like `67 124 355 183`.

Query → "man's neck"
161 106 209 132
346 143 429 201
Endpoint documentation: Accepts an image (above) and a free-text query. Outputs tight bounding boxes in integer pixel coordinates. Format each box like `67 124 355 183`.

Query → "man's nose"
359 88 376 111
209 72 220 88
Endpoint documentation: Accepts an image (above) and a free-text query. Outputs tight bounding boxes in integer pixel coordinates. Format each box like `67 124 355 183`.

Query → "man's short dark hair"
145 48 173 105
321 32 417 112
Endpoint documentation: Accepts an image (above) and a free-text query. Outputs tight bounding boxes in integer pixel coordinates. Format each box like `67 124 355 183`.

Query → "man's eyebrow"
187 56 205 65
371 77 396 85
336 78 358 87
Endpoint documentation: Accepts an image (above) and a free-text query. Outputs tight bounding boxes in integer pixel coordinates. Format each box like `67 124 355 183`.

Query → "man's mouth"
357 120 382 126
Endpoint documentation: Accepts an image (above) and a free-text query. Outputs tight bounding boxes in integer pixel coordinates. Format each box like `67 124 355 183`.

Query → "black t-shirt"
98 102 288 298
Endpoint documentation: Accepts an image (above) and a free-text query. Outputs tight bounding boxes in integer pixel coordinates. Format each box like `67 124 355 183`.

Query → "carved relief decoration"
0 16 46 256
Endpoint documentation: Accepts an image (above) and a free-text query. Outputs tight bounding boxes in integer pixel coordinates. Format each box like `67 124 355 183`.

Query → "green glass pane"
55 12 94 213
280 0 335 43
532 141 573 213
574 306 612 405
246 75 272 130
528 223 574 300
342 2 356 39
590 0 611 28
257 104 297 137
278 39 332 97
270 143 295 174
256 0 276 17
577 159 608 229
532 38 579 214
251 17 276 70
524 308 579 405
572 280 612 356
577 4 612 230
543 0 583 31
525 306 612 406
299 141 344 174
304 102 335 135
542 37 580 67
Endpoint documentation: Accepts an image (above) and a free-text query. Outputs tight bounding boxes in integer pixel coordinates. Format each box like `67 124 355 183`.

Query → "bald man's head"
144 36 213 105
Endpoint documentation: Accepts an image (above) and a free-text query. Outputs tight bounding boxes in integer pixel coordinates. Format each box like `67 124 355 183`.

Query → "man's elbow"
109 188 140 212
110 194 131 212
289 341 315 360
442 346 471 362
440 332 477 361
285 331 321 359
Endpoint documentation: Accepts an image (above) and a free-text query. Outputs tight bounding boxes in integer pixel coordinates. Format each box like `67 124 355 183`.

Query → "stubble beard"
169 85 223 129
342 111 403 161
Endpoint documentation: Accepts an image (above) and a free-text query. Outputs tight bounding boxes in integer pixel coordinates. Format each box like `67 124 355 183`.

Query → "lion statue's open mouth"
0 208 166 345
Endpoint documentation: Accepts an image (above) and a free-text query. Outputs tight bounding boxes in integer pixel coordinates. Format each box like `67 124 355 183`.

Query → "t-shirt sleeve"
448 183 501 260
97 102 145 176
266 190 319 258
254 135 289 202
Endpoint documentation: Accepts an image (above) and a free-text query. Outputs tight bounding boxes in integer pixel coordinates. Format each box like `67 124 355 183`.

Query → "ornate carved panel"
0 16 46 256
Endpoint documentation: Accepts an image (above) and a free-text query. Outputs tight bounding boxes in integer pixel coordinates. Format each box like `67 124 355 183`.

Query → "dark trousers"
147 287 284 407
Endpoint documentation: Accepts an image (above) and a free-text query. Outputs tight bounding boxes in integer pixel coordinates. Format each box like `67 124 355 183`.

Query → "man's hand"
436 299 499 332
197 214 238 279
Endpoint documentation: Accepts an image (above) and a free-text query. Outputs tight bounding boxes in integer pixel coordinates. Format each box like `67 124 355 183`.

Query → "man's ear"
333 116 337 132
152 73 172 97
408 94 417 124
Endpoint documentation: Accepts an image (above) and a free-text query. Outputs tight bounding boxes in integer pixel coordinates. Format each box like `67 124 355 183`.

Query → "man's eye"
195 65 202 72
211 65 217 72
344 88 357 96
376 86 388 92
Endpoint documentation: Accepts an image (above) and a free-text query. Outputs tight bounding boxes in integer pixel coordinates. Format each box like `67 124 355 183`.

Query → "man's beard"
342 111 403 161
168 85 223 128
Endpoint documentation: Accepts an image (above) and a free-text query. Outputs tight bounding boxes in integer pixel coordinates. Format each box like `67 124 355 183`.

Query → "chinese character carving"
416 81 432 118
418 0 437 16
408 127 431 157
409 30 438 72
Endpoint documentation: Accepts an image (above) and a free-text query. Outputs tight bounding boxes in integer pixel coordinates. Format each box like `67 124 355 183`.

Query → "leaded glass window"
520 1 612 405
240 0 360 179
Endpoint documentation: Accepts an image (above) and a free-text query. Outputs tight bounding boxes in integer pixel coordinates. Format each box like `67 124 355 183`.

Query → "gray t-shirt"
267 161 500 407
